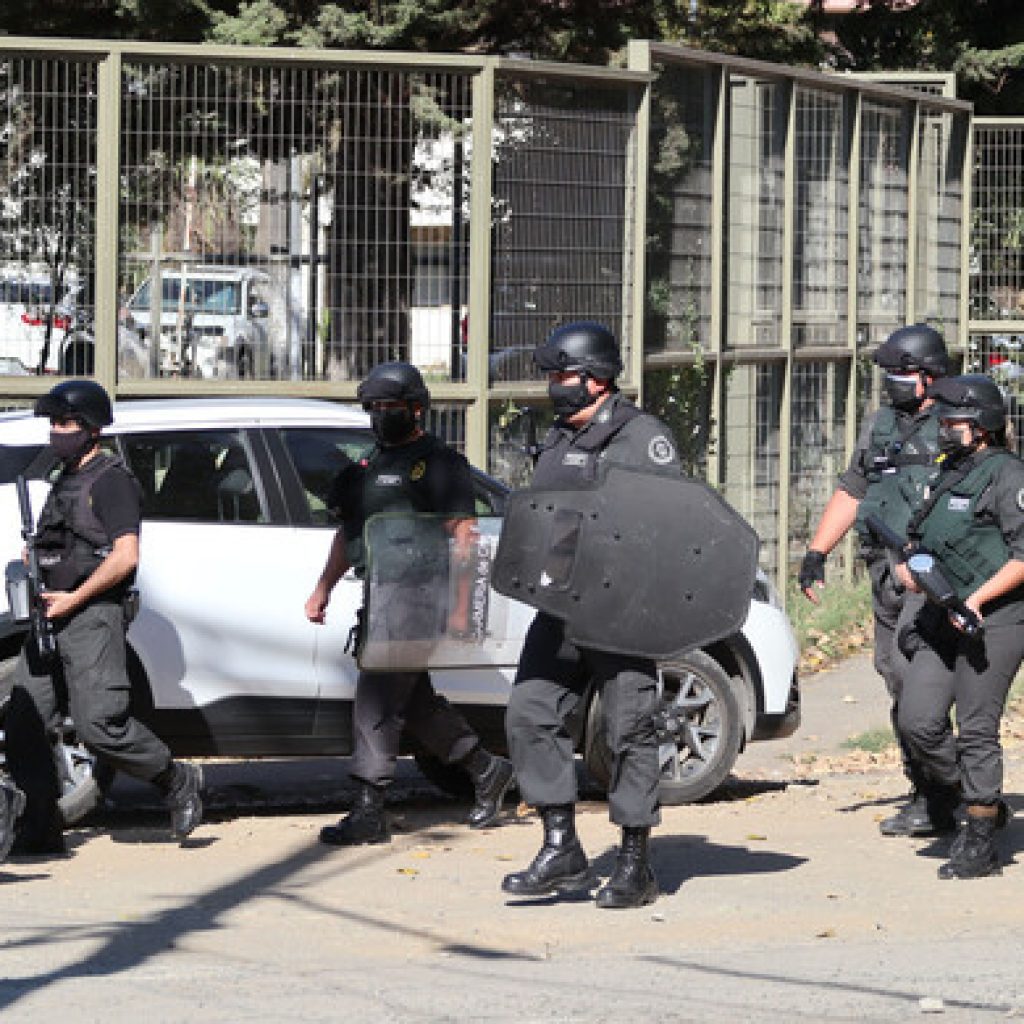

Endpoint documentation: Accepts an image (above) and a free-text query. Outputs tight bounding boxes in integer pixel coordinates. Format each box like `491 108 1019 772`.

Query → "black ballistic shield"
491 465 760 659
359 514 532 671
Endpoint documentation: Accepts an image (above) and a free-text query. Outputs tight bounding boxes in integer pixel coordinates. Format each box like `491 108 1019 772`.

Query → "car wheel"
583 650 743 806
55 734 115 826
411 748 474 799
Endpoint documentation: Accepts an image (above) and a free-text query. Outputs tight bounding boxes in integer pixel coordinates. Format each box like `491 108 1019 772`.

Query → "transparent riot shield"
359 514 531 671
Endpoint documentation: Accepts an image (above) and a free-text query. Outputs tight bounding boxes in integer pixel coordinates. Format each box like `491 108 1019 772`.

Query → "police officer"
501 322 680 910
798 324 950 836
1 778 25 863
6 380 202 855
893 374 1023 878
305 362 514 846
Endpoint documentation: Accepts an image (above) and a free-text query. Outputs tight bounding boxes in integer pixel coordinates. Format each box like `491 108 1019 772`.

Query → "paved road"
3 655 1023 1023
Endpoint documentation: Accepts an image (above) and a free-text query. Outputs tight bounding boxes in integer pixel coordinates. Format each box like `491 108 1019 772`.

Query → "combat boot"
165 761 204 840
596 826 659 909
320 783 390 846
463 748 515 829
879 787 957 837
502 805 595 896
938 812 1001 879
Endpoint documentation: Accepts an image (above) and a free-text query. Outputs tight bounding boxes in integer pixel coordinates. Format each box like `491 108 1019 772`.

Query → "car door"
270 425 373 742
118 427 319 748
272 426 522 747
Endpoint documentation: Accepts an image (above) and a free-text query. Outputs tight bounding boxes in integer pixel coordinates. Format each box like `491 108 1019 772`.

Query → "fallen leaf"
397 868 419 876
746 833 767 841
815 928 836 939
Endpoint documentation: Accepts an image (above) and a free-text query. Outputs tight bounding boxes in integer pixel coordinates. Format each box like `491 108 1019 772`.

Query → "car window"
119 430 265 524
0 444 52 484
280 428 375 525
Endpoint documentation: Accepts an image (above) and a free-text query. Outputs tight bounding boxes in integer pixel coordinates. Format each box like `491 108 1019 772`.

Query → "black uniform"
331 433 482 786
505 392 681 827
6 453 174 842
894 448 1024 807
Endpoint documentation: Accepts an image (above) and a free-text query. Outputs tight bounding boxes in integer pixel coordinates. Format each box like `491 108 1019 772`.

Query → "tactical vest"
34 452 137 593
912 451 1012 601
532 398 642 490
352 435 454 580
855 407 942 542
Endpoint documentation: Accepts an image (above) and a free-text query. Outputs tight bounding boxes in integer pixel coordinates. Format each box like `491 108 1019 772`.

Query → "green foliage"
786 574 873 656
826 0 1024 116
644 363 713 476
841 727 895 754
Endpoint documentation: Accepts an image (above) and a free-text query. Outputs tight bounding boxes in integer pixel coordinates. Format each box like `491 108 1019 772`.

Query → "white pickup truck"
123 266 273 378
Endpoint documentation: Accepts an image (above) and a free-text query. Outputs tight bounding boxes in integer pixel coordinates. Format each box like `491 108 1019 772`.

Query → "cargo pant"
6 602 172 836
506 612 661 828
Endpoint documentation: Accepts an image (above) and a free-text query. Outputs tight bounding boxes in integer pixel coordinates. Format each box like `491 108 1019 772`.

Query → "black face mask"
49 427 94 465
548 378 594 420
883 372 922 412
938 423 975 463
370 407 417 446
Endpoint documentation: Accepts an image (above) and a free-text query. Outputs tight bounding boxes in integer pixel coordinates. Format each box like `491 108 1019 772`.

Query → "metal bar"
95 50 120 392
707 64 727 489
906 99 921 324
626 40 651 397
465 60 496 469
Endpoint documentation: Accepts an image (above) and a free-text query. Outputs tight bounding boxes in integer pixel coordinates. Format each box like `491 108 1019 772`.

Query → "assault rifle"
864 513 983 638
15 475 57 664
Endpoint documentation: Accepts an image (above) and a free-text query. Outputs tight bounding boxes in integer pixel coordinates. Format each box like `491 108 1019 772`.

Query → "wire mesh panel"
119 61 473 383
916 110 966 335
788 359 849 565
971 122 1024 325
0 56 97 377
857 100 909 349
726 75 786 350
720 361 782 573
645 61 716 356
490 74 639 382
426 401 468 455
793 87 849 348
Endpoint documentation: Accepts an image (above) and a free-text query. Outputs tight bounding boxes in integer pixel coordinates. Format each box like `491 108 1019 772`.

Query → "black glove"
798 550 827 592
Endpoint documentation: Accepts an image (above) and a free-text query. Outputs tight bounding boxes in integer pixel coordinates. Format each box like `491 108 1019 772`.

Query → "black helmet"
927 374 1007 433
873 323 949 377
34 379 113 429
356 361 430 411
533 321 623 380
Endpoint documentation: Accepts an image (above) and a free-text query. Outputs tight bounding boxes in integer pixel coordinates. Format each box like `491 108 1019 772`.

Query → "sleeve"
90 467 142 542
425 448 476 518
836 412 878 500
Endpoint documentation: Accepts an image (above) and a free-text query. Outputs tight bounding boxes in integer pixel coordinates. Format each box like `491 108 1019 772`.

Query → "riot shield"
359 514 532 671
491 464 759 660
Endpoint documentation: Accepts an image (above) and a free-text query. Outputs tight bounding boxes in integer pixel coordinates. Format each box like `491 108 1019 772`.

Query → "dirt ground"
3 653 1024 1023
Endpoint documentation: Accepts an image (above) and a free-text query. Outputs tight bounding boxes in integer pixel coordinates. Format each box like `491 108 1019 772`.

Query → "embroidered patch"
409 460 426 482
947 496 970 511
562 452 588 467
375 473 402 486
1017 487 1024 511
648 435 676 465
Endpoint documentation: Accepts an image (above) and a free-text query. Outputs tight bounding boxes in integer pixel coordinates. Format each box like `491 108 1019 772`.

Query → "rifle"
15 475 58 665
864 513 983 638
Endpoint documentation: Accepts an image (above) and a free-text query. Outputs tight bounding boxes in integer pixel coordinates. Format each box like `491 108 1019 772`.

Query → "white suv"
0 398 800 820
124 268 273 378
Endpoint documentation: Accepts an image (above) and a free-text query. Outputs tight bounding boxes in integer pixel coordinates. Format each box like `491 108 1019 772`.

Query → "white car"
0 398 799 820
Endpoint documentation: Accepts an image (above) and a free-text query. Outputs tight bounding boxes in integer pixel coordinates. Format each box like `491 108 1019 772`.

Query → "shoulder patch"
1017 487 1024 512
647 435 676 466
410 460 426 482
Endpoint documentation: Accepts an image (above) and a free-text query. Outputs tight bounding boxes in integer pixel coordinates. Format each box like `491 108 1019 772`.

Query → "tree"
824 0 1024 115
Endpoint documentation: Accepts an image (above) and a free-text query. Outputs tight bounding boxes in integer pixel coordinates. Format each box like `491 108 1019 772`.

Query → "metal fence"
1 38 977 587
639 45 970 578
